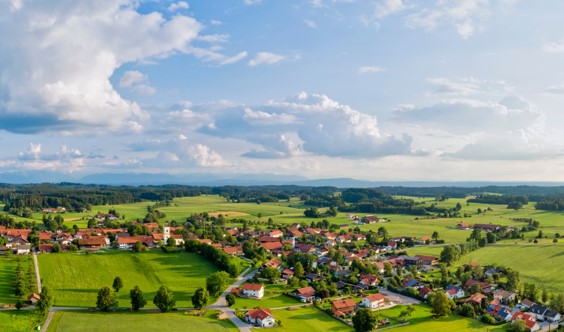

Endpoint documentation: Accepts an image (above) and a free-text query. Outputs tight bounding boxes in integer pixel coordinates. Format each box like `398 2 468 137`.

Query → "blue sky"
1 0 564 181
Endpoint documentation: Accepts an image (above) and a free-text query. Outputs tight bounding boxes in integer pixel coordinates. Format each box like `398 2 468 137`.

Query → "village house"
465 293 486 306
493 289 516 304
445 285 465 300
294 286 316 303
269 229 283 238
28 293 40 305
414 255 439 266
472 223 501 232
358 274 380 287
245 308 276 327
281 269 294 279
511 312 540 332
331 299 356 317
361 293 388 309
241 283 264 299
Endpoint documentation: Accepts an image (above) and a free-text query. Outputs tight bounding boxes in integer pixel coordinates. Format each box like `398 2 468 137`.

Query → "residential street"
208 267 259 332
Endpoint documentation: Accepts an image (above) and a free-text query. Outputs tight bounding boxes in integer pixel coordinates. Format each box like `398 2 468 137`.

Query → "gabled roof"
242 283 264 291
332 299 356 309
246 308 274 320
364 293 386 302
296 286 315 296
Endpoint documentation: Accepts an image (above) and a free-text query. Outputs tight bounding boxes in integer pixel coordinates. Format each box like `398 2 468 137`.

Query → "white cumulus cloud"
0 0 205 133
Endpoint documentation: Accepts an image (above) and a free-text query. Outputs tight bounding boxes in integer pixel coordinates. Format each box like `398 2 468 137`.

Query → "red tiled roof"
332 299 356 310
365 293 386 302
242 283 264 291
247 308 273 320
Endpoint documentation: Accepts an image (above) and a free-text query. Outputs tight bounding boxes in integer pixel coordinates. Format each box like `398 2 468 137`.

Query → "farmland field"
254 306 352 332
456 242 564 292
0 310 44 332
38 250 223 307
45 310 237 332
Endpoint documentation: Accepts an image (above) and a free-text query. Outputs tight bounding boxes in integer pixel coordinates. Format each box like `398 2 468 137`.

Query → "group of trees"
303 206 338 218
95 276 174 312
14 256 36 300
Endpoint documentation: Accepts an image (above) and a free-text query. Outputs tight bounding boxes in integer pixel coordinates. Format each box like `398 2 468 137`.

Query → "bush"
481 314 496 324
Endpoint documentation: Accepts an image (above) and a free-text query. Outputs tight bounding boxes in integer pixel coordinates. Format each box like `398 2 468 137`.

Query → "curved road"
207 267 258 332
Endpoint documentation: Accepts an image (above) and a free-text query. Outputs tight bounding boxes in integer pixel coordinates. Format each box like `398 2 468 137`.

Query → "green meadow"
231 284 301 310
38 250 221 308
45 310 237 332
257 306 352 332
0 310 44 332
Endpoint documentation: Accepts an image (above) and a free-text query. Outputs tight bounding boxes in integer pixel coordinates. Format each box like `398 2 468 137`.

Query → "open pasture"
38 250 221 308
45 310 237 332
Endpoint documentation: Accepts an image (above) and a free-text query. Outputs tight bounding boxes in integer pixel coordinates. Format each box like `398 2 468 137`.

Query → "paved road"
380 289 421 305
207 267 258 332
33 252 42 293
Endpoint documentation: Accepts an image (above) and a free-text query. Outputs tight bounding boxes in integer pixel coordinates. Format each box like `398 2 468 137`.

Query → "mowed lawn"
45 310 237 332
0 310 44 332
378 305 506 332
232 284 301 310
255 306 352 332
38 250 220 307
458 242 564 292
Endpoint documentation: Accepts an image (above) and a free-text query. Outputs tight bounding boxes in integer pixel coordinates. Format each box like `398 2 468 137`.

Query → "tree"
549 292 564 313
113 276 123 293
429 291 455 318
507 319 526 332
206 271 230 297
352 308 377 332
459 303 476 318
399 305 415 322
15 298 23 310
96 286 118 312
505 269 520 292
226 293 236 307
129 286 147 311
192 287 209 310
384 262 393 277
133 241 143 252
261 267 281 283
153 285 176 312
294 262 305 279
439 245 460 265
167 237 176 247
432 231 439 242
36 286 54 314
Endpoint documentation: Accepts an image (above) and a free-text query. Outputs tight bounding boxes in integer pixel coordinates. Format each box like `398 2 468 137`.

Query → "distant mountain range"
0 171 564 188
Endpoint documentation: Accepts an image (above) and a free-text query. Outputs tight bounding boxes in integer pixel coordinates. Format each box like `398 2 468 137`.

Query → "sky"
1 0 564 182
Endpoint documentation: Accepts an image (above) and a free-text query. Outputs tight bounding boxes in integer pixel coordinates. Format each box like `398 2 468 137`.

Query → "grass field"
0 310 44 332
45 310 237 332
255 306 352 332
232 284 301 310
377 305 506 332
38 250 221 307
457 242 564 292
